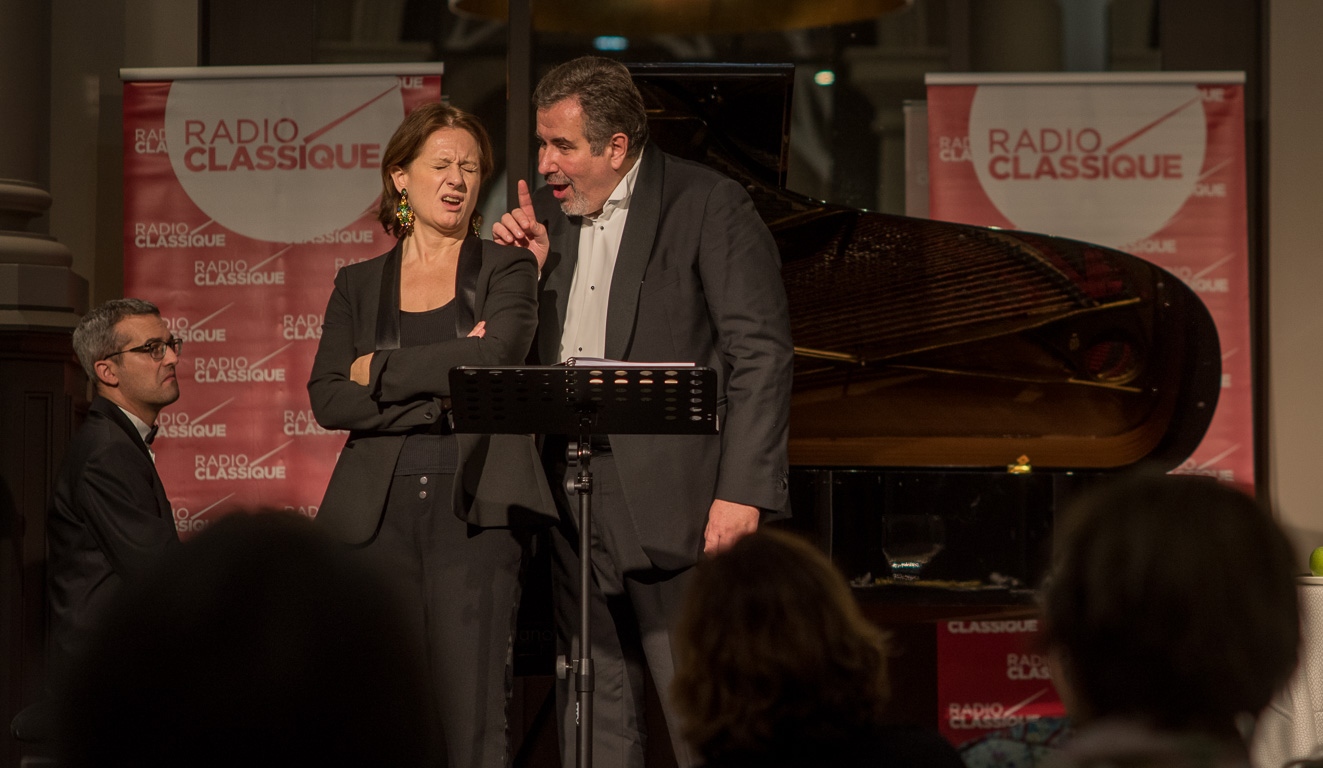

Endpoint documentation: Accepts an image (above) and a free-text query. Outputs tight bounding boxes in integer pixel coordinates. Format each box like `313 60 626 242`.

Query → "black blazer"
308 235 556 545
46 395 179 688
532 144 794 570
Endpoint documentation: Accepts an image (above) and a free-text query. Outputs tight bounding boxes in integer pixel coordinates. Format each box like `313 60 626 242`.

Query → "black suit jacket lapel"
454 233 481 337
374 239 404 351
91 396 153 462
605 145 662 360
538 204 581 365
90 397 172 519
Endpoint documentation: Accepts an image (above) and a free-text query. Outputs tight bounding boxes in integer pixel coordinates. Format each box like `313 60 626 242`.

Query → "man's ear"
93 359 119 388
609 133 630 170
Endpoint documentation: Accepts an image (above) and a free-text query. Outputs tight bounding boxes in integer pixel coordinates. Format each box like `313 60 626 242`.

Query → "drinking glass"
882 513 945 581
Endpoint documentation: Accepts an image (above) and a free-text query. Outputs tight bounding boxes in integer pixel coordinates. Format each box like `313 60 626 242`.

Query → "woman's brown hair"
671 529 891 762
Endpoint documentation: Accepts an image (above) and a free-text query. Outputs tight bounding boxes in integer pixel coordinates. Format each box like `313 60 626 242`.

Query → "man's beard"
549 175 590 217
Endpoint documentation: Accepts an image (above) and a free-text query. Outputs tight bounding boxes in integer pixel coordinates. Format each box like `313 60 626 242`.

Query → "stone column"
0 0 86 329
0 1 88 762
0 183 85 330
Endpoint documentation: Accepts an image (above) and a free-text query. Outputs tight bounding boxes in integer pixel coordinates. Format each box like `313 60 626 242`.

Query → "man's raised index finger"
517 179 535 213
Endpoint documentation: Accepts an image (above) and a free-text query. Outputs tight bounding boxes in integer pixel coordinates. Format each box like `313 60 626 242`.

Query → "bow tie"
145 425 158 445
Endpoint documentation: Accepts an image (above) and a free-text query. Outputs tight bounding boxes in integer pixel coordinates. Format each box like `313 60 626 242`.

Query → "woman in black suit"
308 103 554 768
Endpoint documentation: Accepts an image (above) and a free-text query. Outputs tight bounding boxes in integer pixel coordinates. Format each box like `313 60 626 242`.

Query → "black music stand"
449 362 718 768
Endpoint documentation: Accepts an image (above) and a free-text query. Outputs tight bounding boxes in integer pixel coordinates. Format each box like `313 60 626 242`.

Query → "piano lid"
631 64 1220 472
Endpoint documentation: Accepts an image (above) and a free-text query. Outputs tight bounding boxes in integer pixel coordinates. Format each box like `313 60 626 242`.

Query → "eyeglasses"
103 338 184 362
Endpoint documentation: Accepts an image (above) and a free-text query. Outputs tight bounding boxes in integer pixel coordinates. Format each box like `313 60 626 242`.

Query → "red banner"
926 73 1253 488
936 618 1065 745
122 65 443 537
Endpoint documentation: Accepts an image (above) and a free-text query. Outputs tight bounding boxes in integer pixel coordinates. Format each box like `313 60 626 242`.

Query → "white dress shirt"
116 405 158 463
558 155 643 362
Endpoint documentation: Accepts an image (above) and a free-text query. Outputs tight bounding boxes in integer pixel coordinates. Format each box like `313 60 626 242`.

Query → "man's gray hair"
534 56 649 159
72 298 161 379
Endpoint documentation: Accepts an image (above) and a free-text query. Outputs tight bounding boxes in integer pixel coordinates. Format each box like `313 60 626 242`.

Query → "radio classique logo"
967 84 1209 248
946 690 1049 730
134 221 225 249
283 314 323 341
166 305 230 344
157 397 232 439
164 76 404 243
191 346 289 384
284 409 337 436
194 442 291 481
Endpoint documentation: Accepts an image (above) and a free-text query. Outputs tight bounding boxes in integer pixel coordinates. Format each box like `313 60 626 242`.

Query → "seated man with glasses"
45 298 184 701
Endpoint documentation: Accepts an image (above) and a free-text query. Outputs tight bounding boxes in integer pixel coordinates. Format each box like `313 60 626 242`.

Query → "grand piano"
630 62 1221 592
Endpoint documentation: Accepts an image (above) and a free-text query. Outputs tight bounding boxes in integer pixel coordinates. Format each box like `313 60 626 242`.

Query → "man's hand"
492 180 549 270
350 353 373 386
703 499 759 556
467 320 486 338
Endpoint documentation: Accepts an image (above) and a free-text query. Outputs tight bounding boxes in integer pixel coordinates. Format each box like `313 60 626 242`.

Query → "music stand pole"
569 415 595 768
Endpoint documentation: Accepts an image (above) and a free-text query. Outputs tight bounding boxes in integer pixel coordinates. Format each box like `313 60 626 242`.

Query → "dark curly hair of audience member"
672 528 891 763
1041 472 1300 735
58 510 438 768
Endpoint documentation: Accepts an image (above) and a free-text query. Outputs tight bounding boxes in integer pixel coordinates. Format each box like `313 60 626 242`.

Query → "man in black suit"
495 56 794 767
46 298 183 692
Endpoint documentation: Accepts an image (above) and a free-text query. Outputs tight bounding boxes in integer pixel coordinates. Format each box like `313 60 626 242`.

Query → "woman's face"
391 127 482 238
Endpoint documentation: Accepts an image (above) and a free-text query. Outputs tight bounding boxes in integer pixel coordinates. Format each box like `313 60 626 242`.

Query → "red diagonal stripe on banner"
1197 444 1240 469
249 440 294 467
190 397 234 424
1105 95 1200 154
247 343 292 370
1001 687 1049 716
1192 254 1233 279
1199 157 1232 181
189 303 232 330
247 247 291 273
196 493 235 517
303 82 400 144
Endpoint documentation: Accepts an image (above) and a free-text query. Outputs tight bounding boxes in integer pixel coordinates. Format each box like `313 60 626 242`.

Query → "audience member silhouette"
671 528 966 768
58 510 440 768
1041 473 1300 768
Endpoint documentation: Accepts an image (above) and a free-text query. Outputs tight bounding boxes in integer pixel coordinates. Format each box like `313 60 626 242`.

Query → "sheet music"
564 357 696 368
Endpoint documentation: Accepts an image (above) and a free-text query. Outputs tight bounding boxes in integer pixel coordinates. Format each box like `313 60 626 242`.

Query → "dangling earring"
395 188 415 235
470 213 483 236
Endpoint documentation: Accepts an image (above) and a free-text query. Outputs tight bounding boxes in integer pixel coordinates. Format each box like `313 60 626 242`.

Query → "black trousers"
552 453 697 768
363 471 527 768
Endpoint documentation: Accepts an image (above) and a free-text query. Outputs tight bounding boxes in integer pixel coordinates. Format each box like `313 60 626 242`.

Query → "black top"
395 301 458 475
399 299 457 347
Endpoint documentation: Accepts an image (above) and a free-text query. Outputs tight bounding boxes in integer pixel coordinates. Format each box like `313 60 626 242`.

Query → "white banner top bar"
925 71 1245 86
120 63 445 82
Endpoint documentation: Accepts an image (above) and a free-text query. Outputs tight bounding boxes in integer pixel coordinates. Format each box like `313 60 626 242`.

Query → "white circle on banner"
165 77 403 242
967 84 1206 248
